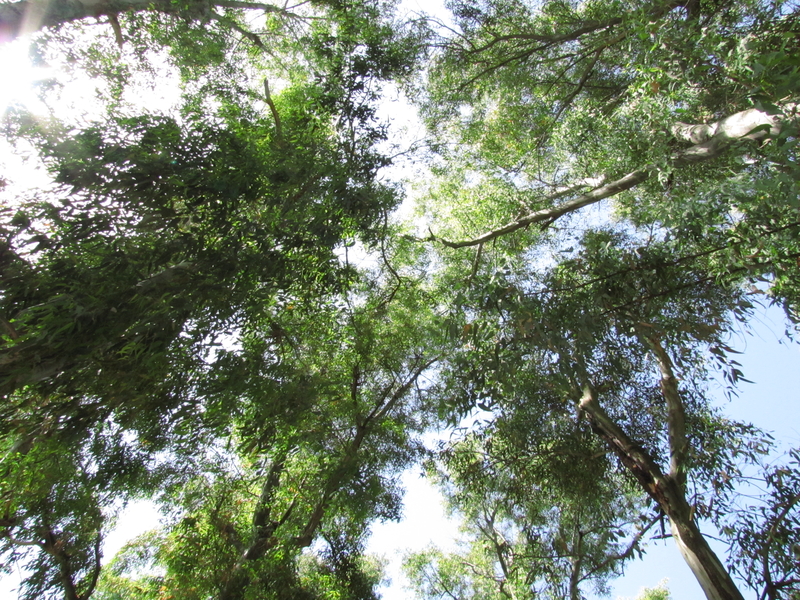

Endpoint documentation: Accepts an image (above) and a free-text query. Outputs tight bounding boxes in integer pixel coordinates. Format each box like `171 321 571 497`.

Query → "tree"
92 278 439 600
412 1 800 599
422 227 774 600
3 0 800 598
635 581 672 600
1 1 430 597
419 0 800 309
2 259 442 599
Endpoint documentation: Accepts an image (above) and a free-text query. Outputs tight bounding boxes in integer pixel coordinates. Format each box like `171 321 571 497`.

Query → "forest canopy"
1 1 799 600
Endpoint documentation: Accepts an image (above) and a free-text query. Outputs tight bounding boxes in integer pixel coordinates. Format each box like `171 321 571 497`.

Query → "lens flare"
0 38 54 114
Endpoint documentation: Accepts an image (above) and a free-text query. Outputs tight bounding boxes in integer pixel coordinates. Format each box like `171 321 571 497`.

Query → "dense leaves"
2 0 800 599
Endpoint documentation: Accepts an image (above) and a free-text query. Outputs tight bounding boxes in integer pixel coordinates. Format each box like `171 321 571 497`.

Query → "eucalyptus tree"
413 1 800 599
425 229 779 600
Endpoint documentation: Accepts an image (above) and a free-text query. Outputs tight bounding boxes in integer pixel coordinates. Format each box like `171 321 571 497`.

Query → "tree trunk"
578 386 745 600
670 514 744 600
568 528 583 600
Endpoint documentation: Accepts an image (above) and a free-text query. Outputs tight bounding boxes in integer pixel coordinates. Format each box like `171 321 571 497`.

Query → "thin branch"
207 10 265 48
264 78 284 143
428 168 651 248
637 329 688 488
543 220 800 297
81 533 104 600
761 490 800 597
108 14 124 47
467 242 484 285
294 356 438 548
376 210 404 310
2 533 41 546
582 513 660 580
552 47 603 123
213 0 303 18
464 17 622 59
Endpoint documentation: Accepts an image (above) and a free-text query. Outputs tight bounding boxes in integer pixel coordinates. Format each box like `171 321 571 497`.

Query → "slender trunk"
568 528 583 600
568 559 581 600
578 386 745 600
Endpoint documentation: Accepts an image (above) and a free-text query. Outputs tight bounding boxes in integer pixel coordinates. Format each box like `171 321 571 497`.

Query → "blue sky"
364 301 800 600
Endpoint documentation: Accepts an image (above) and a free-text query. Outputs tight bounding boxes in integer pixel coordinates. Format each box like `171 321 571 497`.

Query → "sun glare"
0 38 55 114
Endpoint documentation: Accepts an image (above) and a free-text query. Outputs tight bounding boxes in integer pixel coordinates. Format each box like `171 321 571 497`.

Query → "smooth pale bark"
578 386 745 600
671 103 798 163
638 328 689 486
428 169 652 248
430 103 799 248
1 0 174 40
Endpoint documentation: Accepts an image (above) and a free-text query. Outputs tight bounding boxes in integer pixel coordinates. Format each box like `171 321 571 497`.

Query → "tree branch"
244 448 288 559
264 79 285 143
427 103 799 249
636 327 688 488
81 533 104 600
41 526 80 600
582 513 660 579
295 356 438 547
428 169 651 248
577 385 667 501
761 490 800 599
208 10 265 49
671 103 798 165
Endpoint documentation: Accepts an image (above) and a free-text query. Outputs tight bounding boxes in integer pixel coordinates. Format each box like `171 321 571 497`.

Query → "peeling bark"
671 104 798 165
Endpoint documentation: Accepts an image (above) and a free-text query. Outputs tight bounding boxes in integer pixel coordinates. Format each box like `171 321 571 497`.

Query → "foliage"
411 1 800 599
2 0 800 599
404 428 653 600
1 1 432 598
634 580 672 600
720 449 800 600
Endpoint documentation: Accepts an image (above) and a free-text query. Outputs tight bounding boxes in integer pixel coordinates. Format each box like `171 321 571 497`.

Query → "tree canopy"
1 1 799 600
